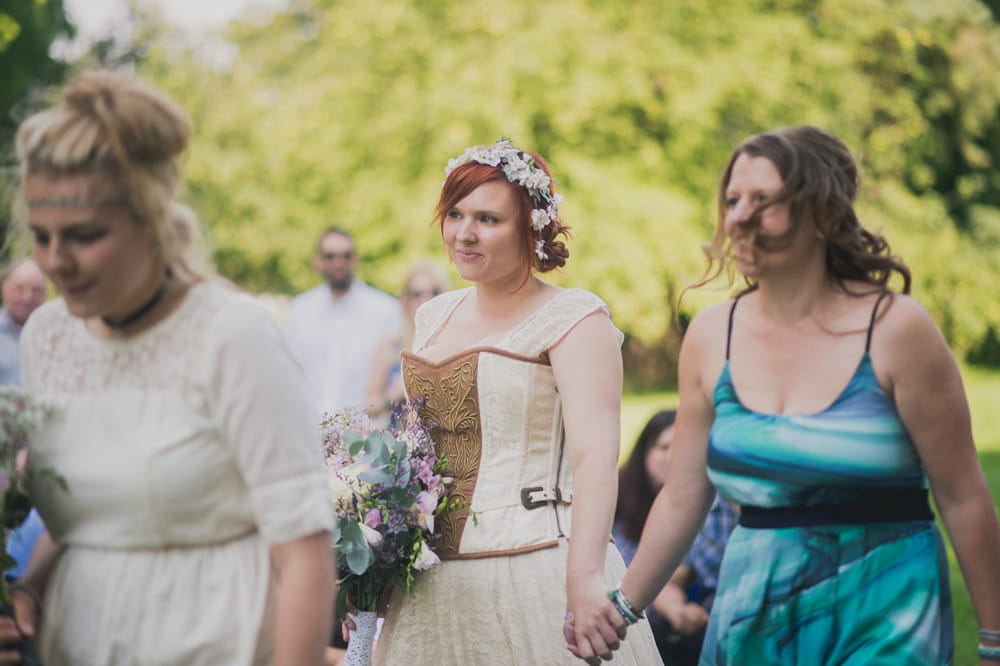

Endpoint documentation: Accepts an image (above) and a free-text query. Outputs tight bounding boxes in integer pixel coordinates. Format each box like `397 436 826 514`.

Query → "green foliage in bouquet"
323 402 463 617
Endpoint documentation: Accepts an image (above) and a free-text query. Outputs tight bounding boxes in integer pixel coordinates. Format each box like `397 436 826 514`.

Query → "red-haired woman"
372 140 661 665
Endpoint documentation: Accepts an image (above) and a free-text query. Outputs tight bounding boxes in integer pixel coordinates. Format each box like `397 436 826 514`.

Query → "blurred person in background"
365 258 450 422
286 228 401 417
0 258 47 386
613 410 736 665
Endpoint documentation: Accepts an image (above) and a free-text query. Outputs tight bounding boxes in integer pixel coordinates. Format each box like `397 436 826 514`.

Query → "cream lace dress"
20 282 333 666
373 287 662 665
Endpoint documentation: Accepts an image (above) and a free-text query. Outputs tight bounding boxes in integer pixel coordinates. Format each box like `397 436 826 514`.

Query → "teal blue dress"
703 293 953 665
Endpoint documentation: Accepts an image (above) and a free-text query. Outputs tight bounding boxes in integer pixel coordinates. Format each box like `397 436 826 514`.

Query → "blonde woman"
4 70 335 666
365 259 450 421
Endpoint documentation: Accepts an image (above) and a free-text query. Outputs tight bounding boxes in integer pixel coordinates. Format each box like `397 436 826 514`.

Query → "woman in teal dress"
570 126 1000 664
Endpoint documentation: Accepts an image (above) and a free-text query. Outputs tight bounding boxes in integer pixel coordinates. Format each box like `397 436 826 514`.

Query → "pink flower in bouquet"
364 507 382 528
415 490 438 532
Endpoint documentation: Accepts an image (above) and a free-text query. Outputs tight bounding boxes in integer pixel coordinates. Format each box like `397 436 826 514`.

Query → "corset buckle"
520 486 571 510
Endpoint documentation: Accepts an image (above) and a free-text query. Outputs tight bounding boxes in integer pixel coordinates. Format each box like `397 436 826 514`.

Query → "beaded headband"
444 139 563 260
27 197 127 209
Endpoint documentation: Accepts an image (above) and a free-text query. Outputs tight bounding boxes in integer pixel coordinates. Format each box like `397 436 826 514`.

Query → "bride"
372 140 661 665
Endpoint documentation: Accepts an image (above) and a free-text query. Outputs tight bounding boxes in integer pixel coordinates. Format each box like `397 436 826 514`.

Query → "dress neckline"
416 286 571 362
402 346 548 369
72 281 206 349
716 352 874 418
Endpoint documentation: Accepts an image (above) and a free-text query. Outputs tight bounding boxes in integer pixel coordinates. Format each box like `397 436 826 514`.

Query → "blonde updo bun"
14 69 211 282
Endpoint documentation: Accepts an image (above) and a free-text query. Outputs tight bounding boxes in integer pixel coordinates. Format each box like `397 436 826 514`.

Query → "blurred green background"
3 1 1000 662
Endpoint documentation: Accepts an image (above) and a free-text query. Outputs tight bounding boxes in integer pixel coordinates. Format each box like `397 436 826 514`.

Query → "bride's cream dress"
374 287 662 665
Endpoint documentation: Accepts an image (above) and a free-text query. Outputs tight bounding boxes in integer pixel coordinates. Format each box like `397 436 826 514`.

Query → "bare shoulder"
872 293 942 346
870 293 953 385
681 299 733 358
676 299 733 402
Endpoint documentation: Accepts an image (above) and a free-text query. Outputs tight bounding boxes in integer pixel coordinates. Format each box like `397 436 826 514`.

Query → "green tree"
129 0 1000 383
0 0 73 258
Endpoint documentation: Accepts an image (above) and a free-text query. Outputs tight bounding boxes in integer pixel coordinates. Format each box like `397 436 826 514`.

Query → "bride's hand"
341 587 393 640
564 574 627 664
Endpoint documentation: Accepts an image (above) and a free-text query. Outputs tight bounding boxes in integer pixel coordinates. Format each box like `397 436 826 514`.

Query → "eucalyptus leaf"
359 467 394 486
396 458 412 487
337 522 373 575
345 430 366 457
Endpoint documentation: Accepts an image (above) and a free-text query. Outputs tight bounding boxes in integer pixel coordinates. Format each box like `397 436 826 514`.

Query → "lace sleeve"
504 288 624 358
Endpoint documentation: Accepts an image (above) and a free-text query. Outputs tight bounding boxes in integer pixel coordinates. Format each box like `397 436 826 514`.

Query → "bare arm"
880 297 1000 654
2 529 61 642
620 309 718 611
271 531 337 666
549 311 629 663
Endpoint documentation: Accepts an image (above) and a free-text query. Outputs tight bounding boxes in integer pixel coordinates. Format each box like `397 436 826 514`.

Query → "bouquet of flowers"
0 386 59 666
322 400 459 665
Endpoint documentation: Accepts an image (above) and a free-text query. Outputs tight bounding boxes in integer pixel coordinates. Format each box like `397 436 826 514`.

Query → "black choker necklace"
102 281 169 330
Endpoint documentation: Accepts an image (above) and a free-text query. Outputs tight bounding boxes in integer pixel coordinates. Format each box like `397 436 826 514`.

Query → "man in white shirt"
286 228 401 417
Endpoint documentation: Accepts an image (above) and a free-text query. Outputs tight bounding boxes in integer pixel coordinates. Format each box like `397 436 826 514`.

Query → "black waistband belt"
739 488 933 529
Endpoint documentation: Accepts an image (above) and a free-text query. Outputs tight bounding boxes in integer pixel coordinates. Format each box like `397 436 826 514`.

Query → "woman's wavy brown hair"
696 125 910 295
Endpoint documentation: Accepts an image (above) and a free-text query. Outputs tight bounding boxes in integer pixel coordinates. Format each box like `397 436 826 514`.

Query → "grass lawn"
621 364 1000 665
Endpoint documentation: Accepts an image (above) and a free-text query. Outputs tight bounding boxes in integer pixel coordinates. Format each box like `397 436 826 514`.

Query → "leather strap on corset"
520 486 573 510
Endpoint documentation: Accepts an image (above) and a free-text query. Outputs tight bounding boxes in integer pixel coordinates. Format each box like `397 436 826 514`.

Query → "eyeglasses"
406 289 441 300
320 251 354 260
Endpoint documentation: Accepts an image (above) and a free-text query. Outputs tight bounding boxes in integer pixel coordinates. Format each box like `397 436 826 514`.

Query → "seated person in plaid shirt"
613 410 738 665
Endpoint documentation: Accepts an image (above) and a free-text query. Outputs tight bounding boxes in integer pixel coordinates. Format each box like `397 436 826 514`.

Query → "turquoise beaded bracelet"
607 586 644 625
980 643 1000 660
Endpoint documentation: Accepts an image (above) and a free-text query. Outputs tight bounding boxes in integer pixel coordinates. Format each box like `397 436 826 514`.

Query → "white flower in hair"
523 170 550 191
530 209 551 231
444 139 562 231
535 240 548 260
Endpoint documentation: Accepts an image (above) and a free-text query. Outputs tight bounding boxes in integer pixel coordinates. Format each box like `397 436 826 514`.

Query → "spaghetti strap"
725 296 742 361
865 291 891 353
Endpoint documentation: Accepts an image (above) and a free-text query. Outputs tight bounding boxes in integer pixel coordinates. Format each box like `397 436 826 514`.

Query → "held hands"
563 575 627 665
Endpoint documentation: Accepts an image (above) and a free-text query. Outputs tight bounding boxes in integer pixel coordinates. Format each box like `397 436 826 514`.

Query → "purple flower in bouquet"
322 400 459 616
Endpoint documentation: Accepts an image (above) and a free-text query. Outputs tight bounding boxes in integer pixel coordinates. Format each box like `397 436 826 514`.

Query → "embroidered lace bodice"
19 283 332 665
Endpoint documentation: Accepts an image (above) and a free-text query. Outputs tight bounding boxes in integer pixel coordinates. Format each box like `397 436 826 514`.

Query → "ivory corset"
403 287 622 558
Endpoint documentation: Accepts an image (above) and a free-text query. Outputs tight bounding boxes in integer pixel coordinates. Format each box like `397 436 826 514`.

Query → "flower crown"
444 140 564 259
